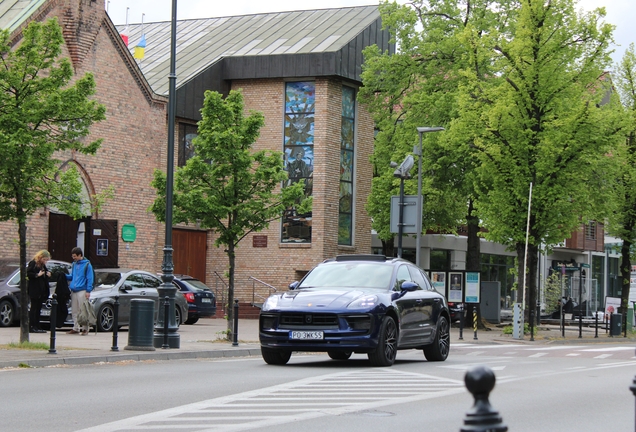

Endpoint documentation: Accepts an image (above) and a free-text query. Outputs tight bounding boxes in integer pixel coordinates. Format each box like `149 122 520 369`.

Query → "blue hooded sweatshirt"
66 258 94 293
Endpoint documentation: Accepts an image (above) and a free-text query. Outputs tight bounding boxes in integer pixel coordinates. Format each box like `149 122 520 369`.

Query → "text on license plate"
289 331 324 340
201 298 211 303
41 310 51 316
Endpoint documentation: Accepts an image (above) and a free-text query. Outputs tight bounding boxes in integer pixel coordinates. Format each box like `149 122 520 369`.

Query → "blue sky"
106 0 634 66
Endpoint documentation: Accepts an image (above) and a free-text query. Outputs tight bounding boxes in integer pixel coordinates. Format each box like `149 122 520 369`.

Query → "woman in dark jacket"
27 250 51 333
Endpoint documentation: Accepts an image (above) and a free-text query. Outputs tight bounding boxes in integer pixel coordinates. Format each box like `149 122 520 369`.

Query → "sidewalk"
0 318 633 368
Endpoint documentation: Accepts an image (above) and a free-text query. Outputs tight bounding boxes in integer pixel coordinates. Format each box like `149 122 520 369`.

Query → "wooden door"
48 213 90 261
172 229 207 282
86 219 118 269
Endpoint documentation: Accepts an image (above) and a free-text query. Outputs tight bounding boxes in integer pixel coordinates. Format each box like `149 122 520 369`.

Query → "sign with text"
448 272 463 302
465 272 480 303
253 235 268 248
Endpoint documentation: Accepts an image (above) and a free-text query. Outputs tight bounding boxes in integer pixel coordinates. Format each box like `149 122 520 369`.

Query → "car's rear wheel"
368 315 397 367
97 304 114 332
185 316 198 325
261 347 292 365
0 299 15 327
423 316 450 361
175 307 182 327
328 351 352 360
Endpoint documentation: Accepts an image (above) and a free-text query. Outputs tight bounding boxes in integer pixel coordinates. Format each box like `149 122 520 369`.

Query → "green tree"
607 43 636 326
0 19 106 342
151 90 305 336
457 0 624 320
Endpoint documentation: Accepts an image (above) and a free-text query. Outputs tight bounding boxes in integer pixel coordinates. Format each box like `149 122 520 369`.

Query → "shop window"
178 123 198 167
339 86 356 245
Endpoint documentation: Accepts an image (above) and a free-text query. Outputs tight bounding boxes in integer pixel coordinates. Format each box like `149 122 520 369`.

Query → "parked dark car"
259 254 451 366
172 275 217 324
40 268 188 331
0 258 72 327
448 301 464 323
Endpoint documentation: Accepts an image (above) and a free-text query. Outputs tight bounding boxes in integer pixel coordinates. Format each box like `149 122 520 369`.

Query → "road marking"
465 351 485 356
525 346 586 351
594 354 613 359
75 369 466 432
566 353 580 356
528 353 547 358
579 347 635 352
453 344 524 349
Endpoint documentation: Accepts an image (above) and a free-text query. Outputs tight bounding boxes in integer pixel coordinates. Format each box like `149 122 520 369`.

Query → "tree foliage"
151 90 305 335
457 0 625 315
606 43 636 320
0 19 106 342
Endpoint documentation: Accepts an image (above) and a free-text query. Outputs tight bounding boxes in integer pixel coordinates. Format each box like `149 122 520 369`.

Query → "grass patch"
502 323 530 335
2 341 50 350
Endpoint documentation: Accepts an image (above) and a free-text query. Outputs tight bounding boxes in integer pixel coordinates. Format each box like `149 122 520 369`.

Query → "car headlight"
261 296 279 311
347 295 378 309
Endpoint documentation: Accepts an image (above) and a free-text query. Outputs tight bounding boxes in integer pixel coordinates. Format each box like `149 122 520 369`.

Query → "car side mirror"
121 284 133 292
288 281 299 290
401 281 419 292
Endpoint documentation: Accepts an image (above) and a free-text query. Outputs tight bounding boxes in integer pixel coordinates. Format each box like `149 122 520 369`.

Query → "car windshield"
0 262 19 282
181 279 212 292
95 272 122 287
298 262 394 290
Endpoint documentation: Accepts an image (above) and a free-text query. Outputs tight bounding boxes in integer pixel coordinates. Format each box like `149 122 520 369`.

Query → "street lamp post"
415 126 445 268
153 0 180 349
391 155 414 258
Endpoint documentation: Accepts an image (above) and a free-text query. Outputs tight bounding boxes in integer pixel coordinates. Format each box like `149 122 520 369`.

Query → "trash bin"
609 313 622 336
125 299 156 351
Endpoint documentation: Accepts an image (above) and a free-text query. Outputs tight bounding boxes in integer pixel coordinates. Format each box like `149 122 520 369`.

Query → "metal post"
529 307 535 341
459 304 464 340
415 127 444 268
111 296 119 351
48 294 57 354
594 311 598 338
163 296 170 349
578 266 583 338
232 300 239 346
631 355 636 430
154 0 180 349
397 177 405 258
473 306 478 340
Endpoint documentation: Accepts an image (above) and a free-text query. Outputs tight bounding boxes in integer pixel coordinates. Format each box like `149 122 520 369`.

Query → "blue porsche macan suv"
259 255 451 366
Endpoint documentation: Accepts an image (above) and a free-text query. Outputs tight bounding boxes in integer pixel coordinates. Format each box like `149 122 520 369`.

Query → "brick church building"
0 0 392 312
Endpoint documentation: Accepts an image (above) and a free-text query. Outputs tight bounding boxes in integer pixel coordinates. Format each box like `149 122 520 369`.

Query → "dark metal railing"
249 276 277 306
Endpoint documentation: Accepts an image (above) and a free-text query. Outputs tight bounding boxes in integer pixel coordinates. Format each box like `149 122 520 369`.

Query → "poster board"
604 296 621 315
448 272 463 302
431 272 446 297
465 272 480 303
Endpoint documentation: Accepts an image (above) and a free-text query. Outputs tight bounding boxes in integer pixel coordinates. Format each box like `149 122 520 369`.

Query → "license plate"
201 298 211 303
289 331 323 340
41 310 50 316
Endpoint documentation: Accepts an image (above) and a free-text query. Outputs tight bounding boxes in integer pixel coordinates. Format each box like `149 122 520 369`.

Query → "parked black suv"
172 275 217 324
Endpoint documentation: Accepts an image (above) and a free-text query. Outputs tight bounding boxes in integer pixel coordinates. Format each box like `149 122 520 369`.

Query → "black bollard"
461 366 508 432
631 352 636 429
529 307 535 341
232 299 239 346
48 294 57 354
163 296 170 349
594 311 598 338
459 304 464 340
111 296 119 351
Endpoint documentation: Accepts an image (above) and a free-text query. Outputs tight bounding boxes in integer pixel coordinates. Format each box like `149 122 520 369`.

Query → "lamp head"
417 126 445 134
393 155 414 178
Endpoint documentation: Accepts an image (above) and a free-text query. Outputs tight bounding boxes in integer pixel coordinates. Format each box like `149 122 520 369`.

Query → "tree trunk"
620 238 632 332
516 241 539 323
226 243 235 341
465 199 484 328
381 238 395 258
18 219 29 343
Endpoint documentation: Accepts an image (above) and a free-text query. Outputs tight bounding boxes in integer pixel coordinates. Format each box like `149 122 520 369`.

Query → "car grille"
279 313 338 329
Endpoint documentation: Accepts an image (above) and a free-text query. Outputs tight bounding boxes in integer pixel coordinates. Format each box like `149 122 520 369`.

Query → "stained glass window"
282 82 315 243
178 123 198 167
339 86 356 245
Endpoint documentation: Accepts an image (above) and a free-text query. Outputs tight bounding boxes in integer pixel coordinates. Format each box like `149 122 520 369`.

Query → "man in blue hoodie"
66 247 94 335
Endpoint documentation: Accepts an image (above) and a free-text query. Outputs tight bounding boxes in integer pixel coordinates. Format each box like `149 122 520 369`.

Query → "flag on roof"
133 34 146 60
120 26 129 46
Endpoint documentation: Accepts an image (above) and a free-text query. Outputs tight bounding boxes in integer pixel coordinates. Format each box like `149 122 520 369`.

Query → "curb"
0 346 263 369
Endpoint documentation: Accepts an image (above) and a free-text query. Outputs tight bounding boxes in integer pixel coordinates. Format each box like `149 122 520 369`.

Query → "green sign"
122 224 137 242
580 263 590 268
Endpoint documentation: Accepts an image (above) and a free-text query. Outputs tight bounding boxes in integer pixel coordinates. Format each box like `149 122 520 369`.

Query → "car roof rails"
334 254 388 262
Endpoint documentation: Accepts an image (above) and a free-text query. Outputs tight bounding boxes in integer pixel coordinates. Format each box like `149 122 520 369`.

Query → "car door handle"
140 291 146 296
434 298 441 302
416 299 423 304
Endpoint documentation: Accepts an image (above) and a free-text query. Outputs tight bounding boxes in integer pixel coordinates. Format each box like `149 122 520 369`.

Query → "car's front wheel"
175 307 182 327
423 316 450 361
328 351 352 360
261 347 291 365
0 299 15 327
368 315 397 367
97 304 115 332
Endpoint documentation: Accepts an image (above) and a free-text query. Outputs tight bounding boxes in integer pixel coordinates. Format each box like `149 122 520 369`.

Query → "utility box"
609 313 622 336
480 282 501 324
